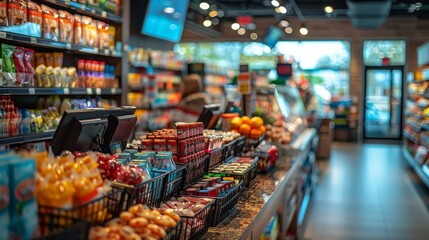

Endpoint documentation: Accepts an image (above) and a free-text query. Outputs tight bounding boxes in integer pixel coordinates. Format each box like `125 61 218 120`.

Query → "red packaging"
140 139 153 151
167 139 177 154
28 1 41 25
176 122 189 140
13 47 25 86
178 140 188 157
178 156 187 164
23 48 34 86
172 155 178 163
197 122 204 135
153 139 167 152
185 188 198 196
8 0 27 26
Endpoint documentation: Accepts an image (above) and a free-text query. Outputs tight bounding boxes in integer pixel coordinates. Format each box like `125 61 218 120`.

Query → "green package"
2 44 16 86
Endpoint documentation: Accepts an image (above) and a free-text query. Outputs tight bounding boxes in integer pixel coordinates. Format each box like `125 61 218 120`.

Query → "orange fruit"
241 116 251 125
230 117 242 129
250 117 264 129
230 129 239 133
250 129 263 140
260 125 266 133
238 124 251 136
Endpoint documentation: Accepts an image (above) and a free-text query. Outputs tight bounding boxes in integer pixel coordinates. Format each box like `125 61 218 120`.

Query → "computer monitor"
102 114 137 154
197 104 221 129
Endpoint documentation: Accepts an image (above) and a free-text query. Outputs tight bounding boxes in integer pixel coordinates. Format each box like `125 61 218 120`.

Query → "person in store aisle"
171 73 211 123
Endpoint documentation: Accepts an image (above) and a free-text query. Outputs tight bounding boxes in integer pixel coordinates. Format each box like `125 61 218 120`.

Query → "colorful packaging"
98 21 109 49
74 14 83 45
27 1 42 25
0 0 8 26
41 4 59 41
23 48 35 86
13 46 25 86
58 10 74 43
8 158 38 240
82 16 94 47
107 25 115 50
7 0 27 26
2 44 16 86
0 160 10 240
53 52 63 67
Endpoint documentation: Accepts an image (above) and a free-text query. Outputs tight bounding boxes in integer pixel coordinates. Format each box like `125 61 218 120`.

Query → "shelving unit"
0 131 55 146
402 146 429 188
188 63 230 103
0 87 121 96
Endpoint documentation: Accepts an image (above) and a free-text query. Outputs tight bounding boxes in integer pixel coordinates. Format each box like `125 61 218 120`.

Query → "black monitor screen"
141 0 190 43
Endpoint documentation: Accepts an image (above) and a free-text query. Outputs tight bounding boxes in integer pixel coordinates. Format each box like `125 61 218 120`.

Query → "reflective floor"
303 143 429 240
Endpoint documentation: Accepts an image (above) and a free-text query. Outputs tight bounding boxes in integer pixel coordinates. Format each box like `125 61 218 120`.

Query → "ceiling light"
271 0 280 7
203 19 212 27
237 28 246 35
231 23 240 30
280 20 289 27
324 6 334 14
279 6 287 14
218 10 225 17
199 2 209 10
285 27 293 34
250 33 258 40
212 18 219 25
209 10 218 17
164 7 175 14
263 46 271 54
299 26 308 35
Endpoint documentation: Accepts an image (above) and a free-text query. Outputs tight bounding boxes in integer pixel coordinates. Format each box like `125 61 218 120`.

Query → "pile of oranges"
230 116 265 140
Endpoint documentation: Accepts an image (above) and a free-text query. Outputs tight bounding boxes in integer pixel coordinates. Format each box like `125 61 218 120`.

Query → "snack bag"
45 52 54 67
23 48 35 86
98 21 109 49
35 64 49 87
34 52 45 66
74 14 83 45
0 160 10 240
8 158 38 240
59 10 74 43
0 0 7 26
7 0 27 26
53 52 63 67
108 25 116 50
46 66 58 87
27 1 42 25
2 44 16 87
13 46 25 86
41 4 59 41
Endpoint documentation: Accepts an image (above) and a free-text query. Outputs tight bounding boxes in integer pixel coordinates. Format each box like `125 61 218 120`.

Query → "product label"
238 72 251 94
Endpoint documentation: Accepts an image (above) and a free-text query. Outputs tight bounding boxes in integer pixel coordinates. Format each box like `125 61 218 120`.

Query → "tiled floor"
303 143 429 240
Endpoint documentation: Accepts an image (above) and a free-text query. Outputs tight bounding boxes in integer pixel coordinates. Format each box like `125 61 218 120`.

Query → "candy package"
59 10 74 43
7 0 27 26
27 1 42 25
41 4 59 41
2 44 16 86
35 64 49 87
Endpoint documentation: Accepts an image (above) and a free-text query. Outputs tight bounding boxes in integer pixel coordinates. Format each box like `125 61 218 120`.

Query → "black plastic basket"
211 158 259 188
38 189 122 236
210 181 244 226
112 173 166 210
162 219 183 240
243 134 265 152
36 220 90 240
205 146 224 172
222 138 237 162
235 136 246 156
153 165 186 202
180 155 207 190
179 199 215 240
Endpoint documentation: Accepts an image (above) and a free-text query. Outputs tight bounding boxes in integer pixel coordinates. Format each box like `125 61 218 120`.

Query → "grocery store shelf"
152 65 184 73
130 62 151 68
0 130 55 145
205 72 228 76
0 31 122 58
39 0 122 24
402 146 429 188
0 87 121 96
403 130 419 143
408 79 429 84
285 204 297 231
405 121 421 132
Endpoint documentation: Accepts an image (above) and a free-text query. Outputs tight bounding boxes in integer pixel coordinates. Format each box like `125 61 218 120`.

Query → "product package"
59 10 74 43
74 14 83 45
34 52 45 66
82 16 94 47
35 64 49 87
102 0 120 15
41 4 59 41
27 1 42 25
98 21 109 49
45 52 53 66
107 25 116 50
53 52 63 67
7 0 27 26
13 46 25 86
0 160 9 240
2 44 16 86
0 0 8 27
23 48 34 86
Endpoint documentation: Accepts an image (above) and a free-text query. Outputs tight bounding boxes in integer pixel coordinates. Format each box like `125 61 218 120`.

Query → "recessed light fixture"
212 18 220 25
231 23 240 30
280 20 289 27
279 6 287 14
203 19 212 27
237 28 246 35
285 27 293 34
299 26 308 35
324 6 334 14
250 33 258 40
164 7 175 14
199 2 210 10
209 10 218 17
271 0 280 7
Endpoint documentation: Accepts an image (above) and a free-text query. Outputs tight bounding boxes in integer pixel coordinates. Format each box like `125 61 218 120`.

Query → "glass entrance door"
364 66 403 139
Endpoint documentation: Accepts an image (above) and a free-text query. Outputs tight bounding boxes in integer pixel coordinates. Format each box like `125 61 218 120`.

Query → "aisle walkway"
303 143 429 240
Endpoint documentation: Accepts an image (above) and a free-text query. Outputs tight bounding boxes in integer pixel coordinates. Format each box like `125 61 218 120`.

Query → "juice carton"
0 160 10 240
8 157 38 240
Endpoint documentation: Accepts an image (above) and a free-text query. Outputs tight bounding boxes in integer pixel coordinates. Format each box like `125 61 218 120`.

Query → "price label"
0 31 6 38
28 88 35 95
102 11 107 18
111 88 117 94
30 37 37 44
86 88 93 95
63 88 70 94
91 9 96 14
104 49 109 55
95 88 101 95
94 48 99 54
81 5 86 10
237 72 251 94
66 43 72 49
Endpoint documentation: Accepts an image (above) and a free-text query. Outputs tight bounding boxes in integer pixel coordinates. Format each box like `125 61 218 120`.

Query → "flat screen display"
141 0 190 43
263 26 283 49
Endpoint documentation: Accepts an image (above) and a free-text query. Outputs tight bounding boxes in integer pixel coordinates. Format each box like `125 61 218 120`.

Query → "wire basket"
212 157 259 188
235 136 246 156
36 221 90 240
210 181 244 226
38 188 122 236
180 155 207 190
222 138 237 162
205 146 224 172
112 173 166 210
179 199 215 240
153 165 186 202
162 219 183 240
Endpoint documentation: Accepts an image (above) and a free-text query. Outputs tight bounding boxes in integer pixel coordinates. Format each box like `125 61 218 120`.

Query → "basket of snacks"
153 165 186 202
235 136 247 156
180 154 208 190
36 221 91 240
209 156 259 187
204 146 225 172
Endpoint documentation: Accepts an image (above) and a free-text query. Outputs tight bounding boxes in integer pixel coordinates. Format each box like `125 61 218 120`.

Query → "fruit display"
230 115 265 140
89 204 180 240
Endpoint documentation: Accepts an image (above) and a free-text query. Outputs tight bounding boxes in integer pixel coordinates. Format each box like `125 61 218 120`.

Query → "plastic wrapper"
59 10 74 43
35 52 45 66
12 46 25 86
98 21 109 49
108 25 116 50
74 14 83 45
23 48 35 86
27 1 41 25
7 0 27 26
46 66 58 87
35 64 49 87
2 44 16 86
53 52 63 67
45 52 54 66
0 0 7 26
41 4 59 41
82 16 97 47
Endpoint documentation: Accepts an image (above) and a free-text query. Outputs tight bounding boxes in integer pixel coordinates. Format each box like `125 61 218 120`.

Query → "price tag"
0 31 6 38
111 88 117 94
86 88 93 95
104 49 109 55
28 88 35 95
81 4 86 10
95 88 101 95
237 72 251 94
66 43 72 49
94 48 99 54
102 11 107 18
30 37 37 44
63 88 70 94
91 9 96 14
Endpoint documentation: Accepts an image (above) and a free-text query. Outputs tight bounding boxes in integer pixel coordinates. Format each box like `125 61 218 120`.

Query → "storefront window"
363 40 406 66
